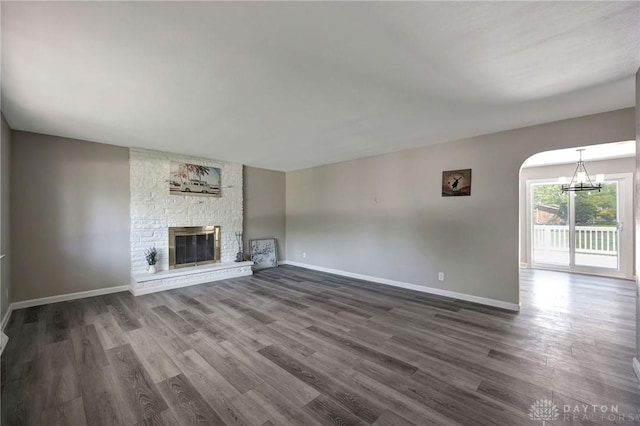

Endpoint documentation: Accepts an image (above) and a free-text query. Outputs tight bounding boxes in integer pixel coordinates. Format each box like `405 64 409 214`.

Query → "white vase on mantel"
148 264 157 274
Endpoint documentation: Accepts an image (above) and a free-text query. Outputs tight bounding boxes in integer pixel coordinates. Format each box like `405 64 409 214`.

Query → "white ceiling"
2 2 639 171
522 140 636 168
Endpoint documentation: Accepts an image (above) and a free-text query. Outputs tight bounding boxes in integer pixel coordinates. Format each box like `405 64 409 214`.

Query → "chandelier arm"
578 160 600 187
567 162 581 186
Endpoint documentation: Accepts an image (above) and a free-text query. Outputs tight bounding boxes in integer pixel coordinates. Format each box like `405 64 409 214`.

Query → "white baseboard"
129 270 253 296
1 306 10 353
280 260 520 312
633 357 640 383
0 331 8 355
1 304 13 332
11 285 130 310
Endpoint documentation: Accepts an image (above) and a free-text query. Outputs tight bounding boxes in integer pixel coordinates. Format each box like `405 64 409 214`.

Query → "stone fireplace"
128 148 252 295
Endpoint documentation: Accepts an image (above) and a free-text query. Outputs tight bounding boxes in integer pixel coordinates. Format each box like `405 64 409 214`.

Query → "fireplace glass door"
169 226 221 269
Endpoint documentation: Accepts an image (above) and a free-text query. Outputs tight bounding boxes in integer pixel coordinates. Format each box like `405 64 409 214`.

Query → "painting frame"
169 162 222 197
442 169 472 197
249 238 278 270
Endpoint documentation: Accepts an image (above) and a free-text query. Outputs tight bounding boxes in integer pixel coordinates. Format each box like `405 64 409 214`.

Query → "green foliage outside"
533 183 617 226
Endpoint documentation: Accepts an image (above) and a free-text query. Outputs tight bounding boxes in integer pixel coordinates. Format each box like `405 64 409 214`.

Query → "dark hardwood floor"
1 266 638 425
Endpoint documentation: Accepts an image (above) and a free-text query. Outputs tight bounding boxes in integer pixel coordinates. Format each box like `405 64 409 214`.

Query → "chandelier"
560 149 603 193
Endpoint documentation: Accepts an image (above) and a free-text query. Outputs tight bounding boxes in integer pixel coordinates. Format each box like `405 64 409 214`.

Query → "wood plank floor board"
66 300 89 329
255 323 316 358
171 348 241 400
1 381 43 426
251 288 310 311
374 308 546 362
70 324 110 372
303 348 458 425
303 394 368 426
168 291 214 315
379 338 485 392
2 266 637 425
565 347 640 381
242 390 301 426
1 311 24 383
476 379 550 416
229 393 272 426
47 303 71 343
543 353 640 395
93 312 129 350
306 324 418 375
151 306 198 336
153 293 193 314
43 339 82 409
23 305 45 324
342 365 459 426
247 382 325 426
225 286 279 312
176 308 229 342
40 396 88 426
219 298 276 325
158 373 226 426
263 305 318 331
295 327 364 369
258 344 385 423
81 295 110 317
134 409 180 426
355 360 529 426
210 315 271 351
136 308 192 358
170 349 257 426
186 333 264 394
105 344 169 423
296 306 357 332
316 288 395 313
115 293 156 322
218 339 321 408
387 333 558 397
371 410 417 426
126 328 182 384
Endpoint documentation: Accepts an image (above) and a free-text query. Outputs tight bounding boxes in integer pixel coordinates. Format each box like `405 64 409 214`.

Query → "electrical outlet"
438 272 444 281
302 252 307 259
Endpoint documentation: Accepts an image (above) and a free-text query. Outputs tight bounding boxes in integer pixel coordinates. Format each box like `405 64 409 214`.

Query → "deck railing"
533 225 617 255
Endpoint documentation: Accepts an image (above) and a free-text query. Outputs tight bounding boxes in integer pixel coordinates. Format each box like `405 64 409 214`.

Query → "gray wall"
244 166 286 261
11 131 130 302
520 157 636 266
286 108 635 306
1 114 11 321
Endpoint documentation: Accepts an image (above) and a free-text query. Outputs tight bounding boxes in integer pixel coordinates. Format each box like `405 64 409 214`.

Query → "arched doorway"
519 140 635 279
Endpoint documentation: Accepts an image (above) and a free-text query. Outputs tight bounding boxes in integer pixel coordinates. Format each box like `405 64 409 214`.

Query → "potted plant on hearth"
145 246 158 274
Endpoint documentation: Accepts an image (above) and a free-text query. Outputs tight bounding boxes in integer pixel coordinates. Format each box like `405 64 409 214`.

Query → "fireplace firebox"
169 226 221 269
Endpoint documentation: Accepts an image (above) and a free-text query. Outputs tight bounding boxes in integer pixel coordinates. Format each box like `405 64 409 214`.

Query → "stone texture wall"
130 148 243 275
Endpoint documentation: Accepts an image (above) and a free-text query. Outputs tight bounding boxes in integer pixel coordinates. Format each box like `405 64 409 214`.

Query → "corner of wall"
634 67 640 367
0 113 11 323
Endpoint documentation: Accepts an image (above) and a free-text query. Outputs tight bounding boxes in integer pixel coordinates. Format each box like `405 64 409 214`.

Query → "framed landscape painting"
250 238 278 270
442 169 471 197
169 162 221 197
